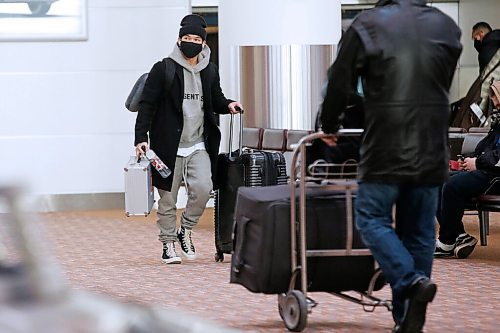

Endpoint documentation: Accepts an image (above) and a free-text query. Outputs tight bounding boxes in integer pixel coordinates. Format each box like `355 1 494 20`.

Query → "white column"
218 0 342 151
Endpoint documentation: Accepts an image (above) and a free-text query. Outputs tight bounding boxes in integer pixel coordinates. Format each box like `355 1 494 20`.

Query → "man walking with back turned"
320 1 462 332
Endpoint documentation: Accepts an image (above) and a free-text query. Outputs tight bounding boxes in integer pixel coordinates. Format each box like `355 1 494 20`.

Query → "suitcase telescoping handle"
228 107 244 158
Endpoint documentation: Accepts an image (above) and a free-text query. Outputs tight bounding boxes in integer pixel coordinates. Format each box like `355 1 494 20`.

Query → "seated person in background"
435 80 500 259
306 92 364 176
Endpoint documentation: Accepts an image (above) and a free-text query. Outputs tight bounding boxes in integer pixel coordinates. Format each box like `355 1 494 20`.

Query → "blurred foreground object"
0 185 239 333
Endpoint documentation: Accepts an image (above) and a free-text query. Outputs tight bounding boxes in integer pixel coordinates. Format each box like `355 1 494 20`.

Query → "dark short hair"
472 22 492 32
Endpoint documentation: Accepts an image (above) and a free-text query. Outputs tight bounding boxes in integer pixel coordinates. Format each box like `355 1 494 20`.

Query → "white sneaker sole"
180 251 197 261
162 257 182 264
434 251 455 258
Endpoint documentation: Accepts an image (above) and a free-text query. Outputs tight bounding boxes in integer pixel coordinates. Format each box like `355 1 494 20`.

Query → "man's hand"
135 142 149 158
321 134 338 147
228 101 244 114
460 157 477 172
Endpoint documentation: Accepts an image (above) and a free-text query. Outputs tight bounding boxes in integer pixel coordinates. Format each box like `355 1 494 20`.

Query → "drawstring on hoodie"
182 158 189 194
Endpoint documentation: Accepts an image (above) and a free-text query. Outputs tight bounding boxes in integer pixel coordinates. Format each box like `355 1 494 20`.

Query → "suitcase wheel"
281 290 308 332
214 251 224 262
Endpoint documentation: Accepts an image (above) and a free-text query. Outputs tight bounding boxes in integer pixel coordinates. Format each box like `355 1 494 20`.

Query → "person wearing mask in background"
435 81 500 259
472 22 500 118
134 14 243 264
472 22 500 73
320 1 462 332
458 22 500 128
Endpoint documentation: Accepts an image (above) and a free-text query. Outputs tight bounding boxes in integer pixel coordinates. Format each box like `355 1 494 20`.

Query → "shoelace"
182 229 195 253
166 243 177 257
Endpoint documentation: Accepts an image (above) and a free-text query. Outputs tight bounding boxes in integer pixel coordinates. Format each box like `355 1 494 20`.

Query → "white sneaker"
162 242 181 264
434 239 455 257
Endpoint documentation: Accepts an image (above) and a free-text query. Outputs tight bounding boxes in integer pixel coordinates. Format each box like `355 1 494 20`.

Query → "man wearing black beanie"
179 14 208 41
134 14 243 264
320 0 461 332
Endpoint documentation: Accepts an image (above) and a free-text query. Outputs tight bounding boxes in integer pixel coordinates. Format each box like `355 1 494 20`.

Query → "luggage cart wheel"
214 251 224 262
282 290 307 332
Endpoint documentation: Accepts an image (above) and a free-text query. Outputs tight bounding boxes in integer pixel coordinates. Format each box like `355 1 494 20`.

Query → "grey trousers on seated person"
157 149 212 244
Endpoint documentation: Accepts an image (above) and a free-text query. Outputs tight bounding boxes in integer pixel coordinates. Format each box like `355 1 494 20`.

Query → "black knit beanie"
179 14 207 40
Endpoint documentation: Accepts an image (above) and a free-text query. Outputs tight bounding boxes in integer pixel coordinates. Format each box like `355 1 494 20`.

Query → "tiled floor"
1 208 499 332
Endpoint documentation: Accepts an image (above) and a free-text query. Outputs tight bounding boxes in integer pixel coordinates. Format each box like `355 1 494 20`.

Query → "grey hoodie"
169 43 211 148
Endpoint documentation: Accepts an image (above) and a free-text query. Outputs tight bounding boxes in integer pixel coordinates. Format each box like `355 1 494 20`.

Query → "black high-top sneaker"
162 242 181 264
177 226 196 260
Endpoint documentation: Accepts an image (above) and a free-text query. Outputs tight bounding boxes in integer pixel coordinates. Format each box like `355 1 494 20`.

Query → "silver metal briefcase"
124 156 154 217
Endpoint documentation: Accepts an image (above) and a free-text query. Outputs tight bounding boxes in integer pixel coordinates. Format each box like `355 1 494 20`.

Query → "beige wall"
0 0 189 196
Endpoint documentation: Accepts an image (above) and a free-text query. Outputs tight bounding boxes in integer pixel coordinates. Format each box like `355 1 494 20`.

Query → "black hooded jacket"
135 59 232 191
320 0 462 185
474 124 500 175
477 29 500 73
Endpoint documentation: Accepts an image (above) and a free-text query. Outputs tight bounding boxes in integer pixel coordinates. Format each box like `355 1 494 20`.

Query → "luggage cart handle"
291 129 364 179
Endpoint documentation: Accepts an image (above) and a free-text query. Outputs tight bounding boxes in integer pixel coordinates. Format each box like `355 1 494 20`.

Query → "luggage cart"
277 130 392 332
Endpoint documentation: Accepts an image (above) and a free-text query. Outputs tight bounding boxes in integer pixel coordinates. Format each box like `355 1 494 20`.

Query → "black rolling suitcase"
213 113 287 262
230 184 382 294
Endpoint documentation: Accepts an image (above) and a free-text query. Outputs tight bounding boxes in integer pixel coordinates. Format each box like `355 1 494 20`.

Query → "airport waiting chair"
261 128 287 152
284 129 313 178
473 178 500 246
242 127 263 150
448 127 466 160
468 127 490 134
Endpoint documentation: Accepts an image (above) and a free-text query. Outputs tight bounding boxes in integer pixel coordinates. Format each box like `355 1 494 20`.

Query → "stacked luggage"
229 131 390 332
214 113 288 262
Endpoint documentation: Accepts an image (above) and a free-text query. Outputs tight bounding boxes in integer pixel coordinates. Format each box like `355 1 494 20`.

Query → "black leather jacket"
321 0 462 185
477 29 500 73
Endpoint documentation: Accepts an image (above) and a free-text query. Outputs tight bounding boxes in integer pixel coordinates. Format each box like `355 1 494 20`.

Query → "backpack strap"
480 58 500 84
163 57 176 92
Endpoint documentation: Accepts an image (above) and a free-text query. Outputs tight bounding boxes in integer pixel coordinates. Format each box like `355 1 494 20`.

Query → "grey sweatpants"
157 149 212 244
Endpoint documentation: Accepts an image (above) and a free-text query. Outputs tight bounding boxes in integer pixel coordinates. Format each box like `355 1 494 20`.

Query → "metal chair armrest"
483 177 500 195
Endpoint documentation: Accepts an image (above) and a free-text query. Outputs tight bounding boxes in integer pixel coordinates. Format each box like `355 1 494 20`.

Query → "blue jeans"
355 182 439 325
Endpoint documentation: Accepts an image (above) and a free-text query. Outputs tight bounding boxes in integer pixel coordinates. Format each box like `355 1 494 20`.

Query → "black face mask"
179 41 203 59
474 39 482 52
